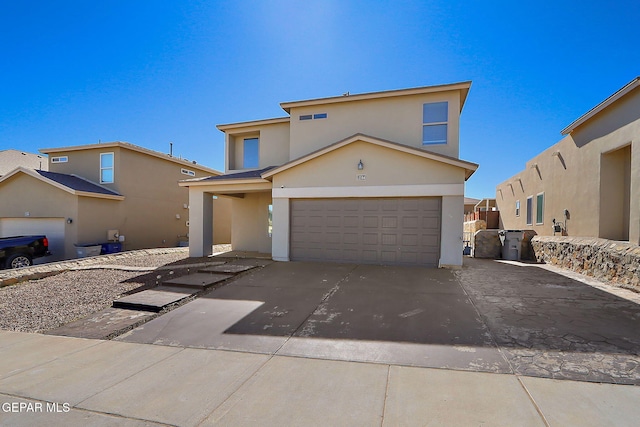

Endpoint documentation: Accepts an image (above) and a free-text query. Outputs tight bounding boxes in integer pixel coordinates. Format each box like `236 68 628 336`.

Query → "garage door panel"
290 197 441 267
382 217 398 228
0 218 66 263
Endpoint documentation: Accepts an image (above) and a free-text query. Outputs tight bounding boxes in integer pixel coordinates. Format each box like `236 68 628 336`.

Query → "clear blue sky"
1 1 638 198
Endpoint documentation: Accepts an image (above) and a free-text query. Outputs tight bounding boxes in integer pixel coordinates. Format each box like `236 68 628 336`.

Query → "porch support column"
189 188 213 257
440 195 464 268
271 197 290 261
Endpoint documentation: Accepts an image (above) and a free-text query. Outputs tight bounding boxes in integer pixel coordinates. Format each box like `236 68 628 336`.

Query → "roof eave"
179 177 270 187
561 76 640 135
280 81 472 113
40 142 221 175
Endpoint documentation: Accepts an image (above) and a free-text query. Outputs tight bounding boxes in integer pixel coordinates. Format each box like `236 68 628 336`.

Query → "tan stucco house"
496 76 640 244
183 82 478 267
0 142 230 262
0 149 47 176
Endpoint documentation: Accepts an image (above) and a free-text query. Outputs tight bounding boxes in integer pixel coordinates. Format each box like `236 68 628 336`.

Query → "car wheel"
6 253 32 269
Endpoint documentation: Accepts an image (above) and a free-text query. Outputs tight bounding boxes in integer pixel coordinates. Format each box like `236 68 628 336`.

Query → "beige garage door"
0 218 66 263
290 197 441 266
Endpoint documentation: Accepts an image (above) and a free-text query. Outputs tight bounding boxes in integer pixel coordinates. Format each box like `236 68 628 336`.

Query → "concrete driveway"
118 258 640 384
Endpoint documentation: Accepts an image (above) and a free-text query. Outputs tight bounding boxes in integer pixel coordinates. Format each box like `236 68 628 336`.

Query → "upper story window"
100 152 114 183
515 200 520 217
536 193 544 225
526 196 533 226
243 138 259 168
422 102 448 145
299 113 327 121
51 156 68 163
181 168 196 177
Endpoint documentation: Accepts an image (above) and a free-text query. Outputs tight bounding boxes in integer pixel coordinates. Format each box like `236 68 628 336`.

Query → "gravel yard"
0 245 231 333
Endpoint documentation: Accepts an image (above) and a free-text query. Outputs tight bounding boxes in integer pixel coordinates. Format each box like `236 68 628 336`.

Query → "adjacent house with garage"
496 76 640 244
0 142 230 262
182 82 478 267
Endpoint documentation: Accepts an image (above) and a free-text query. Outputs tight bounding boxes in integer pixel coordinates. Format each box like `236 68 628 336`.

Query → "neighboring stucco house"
496 77 640 244
0 149 48 176
183 82 478 267
0 142 230 262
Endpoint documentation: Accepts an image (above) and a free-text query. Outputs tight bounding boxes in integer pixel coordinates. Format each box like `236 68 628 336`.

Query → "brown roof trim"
216 117 291 132
40 141 222 175
561 76 640 135
280 81 472 113
261 133 479 181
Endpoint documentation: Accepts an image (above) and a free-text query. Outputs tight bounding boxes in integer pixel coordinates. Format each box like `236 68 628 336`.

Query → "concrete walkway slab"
44 308 156 340
203 355 388 426
0 393 166 427
0 341 181 405
117 298 288 354
278 338 510 373
112 288 195 312
0 334 100 380
78 348 270 426
199 264 257 274
162 272 232 289
522 376 640 426
383 366 545 426
0 330 40 349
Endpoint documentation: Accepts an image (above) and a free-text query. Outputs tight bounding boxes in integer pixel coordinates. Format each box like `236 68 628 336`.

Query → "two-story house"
0 142 230 262
183 82 478 267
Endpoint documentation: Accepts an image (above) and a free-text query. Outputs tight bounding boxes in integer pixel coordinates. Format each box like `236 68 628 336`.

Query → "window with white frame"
526 196 533 225
536 193 544 224
243 137 259 169
100 152 114 183
515 200 520 217
181 168 195 177
51 156 68 163
422 102 448 145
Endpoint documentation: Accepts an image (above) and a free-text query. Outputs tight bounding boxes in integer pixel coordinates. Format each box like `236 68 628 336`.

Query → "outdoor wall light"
357 160 364 170
66 218 73 224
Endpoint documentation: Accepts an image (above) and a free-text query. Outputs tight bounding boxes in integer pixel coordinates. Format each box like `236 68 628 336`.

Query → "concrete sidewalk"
1 331 639 426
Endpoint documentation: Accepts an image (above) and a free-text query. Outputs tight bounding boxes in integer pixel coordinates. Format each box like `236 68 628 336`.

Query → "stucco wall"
272 140 464 189
496 86 640 244
231 192 272 254
0 173 79 259
49 145 228 251
288 90 461 160
226 121 290 171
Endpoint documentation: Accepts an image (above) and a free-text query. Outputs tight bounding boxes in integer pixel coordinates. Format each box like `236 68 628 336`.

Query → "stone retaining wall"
472 230 501 258
532 236 640 291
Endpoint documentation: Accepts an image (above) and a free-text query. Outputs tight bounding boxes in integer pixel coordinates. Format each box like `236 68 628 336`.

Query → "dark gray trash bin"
498 230 523 261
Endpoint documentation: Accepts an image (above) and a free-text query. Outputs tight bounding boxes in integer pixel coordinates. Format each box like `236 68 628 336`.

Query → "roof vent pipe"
170 142 173 157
